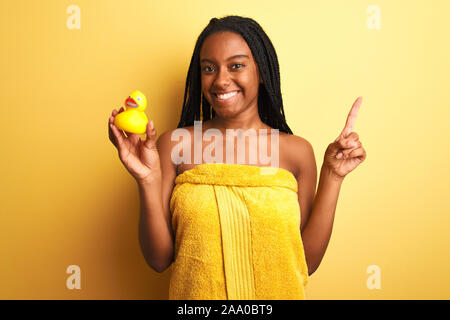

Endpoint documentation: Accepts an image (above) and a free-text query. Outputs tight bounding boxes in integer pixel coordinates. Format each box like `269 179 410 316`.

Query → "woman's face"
199 31 262 120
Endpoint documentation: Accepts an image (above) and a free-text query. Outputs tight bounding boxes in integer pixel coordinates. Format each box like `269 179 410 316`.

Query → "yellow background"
0 0 448 299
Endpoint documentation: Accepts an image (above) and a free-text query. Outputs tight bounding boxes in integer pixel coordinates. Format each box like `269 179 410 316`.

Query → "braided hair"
176 15 293 134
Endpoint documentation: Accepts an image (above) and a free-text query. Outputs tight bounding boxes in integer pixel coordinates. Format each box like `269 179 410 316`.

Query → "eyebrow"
200 54 250 64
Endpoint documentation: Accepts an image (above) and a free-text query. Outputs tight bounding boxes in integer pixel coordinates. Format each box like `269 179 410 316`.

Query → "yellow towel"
168 163 309 300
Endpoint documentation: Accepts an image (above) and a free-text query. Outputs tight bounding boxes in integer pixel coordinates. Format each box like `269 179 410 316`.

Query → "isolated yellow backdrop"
0 0 449 299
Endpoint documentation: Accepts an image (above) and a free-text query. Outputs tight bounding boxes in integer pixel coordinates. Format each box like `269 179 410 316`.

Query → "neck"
209 117 269 130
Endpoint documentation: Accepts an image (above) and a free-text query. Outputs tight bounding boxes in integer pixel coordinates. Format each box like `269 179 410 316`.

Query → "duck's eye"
137 97 141 101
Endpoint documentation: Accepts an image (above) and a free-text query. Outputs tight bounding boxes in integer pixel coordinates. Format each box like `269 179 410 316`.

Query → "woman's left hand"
323 96 367 180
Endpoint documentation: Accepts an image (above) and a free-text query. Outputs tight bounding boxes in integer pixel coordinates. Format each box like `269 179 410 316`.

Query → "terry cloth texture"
168 163 309 300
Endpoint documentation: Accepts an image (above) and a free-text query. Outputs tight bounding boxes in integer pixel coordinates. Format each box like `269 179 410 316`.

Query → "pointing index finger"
341 96 362 138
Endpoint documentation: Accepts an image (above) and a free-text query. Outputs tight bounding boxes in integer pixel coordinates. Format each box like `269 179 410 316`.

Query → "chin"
213 108 240 119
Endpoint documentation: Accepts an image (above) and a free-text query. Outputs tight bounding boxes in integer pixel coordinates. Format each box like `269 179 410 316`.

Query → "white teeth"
216 91 238 100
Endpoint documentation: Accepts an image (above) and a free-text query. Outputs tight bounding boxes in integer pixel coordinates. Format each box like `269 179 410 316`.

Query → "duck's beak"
125 96 138 108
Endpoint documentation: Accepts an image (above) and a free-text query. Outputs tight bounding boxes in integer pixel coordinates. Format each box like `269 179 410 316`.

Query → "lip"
213 90 240 103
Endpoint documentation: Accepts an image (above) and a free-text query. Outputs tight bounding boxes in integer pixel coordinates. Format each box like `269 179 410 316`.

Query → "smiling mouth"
214 90 240 102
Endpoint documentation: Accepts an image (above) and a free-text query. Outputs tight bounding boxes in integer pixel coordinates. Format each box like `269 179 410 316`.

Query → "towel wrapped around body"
168 163 309 300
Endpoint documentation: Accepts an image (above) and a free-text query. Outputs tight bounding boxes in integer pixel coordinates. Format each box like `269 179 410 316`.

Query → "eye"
201 64 245 73
137 97 141 101
202 66 214 73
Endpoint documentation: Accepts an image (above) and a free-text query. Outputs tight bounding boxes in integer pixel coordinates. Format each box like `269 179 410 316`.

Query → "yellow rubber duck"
114 90 148 134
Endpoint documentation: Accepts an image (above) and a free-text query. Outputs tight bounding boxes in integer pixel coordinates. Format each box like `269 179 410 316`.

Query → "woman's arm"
300 163 343 276
293 137 341 277
137 177 173 273
109 110 175 273
298 97 366 276
138 130 177 273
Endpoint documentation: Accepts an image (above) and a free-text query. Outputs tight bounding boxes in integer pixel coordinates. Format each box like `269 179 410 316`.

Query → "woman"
108 16 366 299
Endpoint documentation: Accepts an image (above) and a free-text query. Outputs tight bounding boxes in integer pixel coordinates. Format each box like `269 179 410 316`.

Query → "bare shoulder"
156 128 176 152
279 133 316 178
155 129 179 213
283 133 314 154
156 129 178 172
157 126 195 176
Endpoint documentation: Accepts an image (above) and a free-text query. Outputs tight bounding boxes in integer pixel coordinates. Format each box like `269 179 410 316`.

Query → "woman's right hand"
108 107 161 184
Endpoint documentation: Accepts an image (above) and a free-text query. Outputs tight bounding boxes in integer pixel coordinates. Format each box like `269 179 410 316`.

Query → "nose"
213 67 231 88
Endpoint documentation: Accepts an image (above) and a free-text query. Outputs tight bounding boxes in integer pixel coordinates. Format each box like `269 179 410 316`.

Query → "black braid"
176 15 293 134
